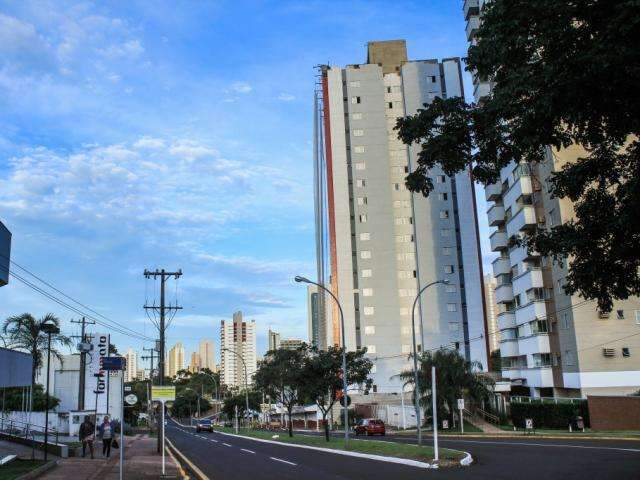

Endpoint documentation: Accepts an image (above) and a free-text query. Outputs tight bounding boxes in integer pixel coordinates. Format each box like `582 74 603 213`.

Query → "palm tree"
399 349 494 427
2 313 72 390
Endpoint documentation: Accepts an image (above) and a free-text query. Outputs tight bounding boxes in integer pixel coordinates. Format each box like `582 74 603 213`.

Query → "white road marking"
241 449 256 454
222 442 232 447
270 457 297 466
439 438 640 453
210 439 218 443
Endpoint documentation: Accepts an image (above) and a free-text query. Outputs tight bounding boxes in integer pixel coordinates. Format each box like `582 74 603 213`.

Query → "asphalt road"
165 419 640 479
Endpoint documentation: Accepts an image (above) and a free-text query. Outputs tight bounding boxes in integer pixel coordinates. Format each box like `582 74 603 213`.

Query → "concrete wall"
588 395 640 430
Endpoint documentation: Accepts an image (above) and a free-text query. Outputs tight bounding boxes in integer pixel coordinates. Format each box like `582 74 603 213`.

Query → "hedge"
510 401 590 429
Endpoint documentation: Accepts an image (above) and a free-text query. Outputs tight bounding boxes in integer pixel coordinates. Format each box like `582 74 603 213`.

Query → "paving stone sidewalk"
41 434 180 479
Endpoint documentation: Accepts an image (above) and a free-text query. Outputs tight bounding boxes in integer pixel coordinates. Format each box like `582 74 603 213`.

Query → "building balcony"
518 334 551 356
484 181 502 202
515 301 547 326
520 366 554 388
466 15 480 40
506 205 537 237
513 268 544 294
495 283 514 304
497 311 516 330
492 257 510 276
487 204 505 226
463 0 479 19
490 230 508 252
503 175 533 208
509 244 540 265
474 80 492 103
499 339 519 358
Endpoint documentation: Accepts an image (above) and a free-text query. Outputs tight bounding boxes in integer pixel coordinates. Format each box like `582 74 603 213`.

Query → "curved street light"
221 347 249 418
411 279 449 446
40 320 60 462
294 275 349 445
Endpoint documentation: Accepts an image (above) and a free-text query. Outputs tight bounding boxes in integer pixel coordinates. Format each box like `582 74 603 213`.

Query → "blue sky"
0 0 493 365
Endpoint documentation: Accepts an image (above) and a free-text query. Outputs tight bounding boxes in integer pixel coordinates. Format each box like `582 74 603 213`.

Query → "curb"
215 429 440 469
166 438 209 480
460 451 473 466
15 460 58 480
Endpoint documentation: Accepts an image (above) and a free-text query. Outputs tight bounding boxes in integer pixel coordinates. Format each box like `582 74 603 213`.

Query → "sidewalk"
41 434 181 479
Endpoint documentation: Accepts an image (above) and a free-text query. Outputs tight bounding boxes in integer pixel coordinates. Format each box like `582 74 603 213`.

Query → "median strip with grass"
214 427 466 467
0 459 46 480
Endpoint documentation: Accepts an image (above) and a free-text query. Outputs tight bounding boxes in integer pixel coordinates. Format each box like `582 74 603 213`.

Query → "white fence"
368 404 417 429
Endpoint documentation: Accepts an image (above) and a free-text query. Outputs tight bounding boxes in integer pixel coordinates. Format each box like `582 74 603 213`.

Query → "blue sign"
100 356 126 371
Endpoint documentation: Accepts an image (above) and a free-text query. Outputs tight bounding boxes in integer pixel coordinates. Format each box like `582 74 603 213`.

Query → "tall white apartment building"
465 0 640 397
199 339 216 372
167 342 185 378
124 348 138 382
268 329 281 351
317 40 488 392
484 274 500 354
220 311 257 389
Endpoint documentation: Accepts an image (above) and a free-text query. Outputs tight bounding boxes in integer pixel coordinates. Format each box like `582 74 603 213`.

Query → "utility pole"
71 317 95 411
143 269 182 453
142 346 157 434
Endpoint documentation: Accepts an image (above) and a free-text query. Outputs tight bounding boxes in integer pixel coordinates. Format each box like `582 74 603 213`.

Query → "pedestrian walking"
79 416 95 459
98 416 114 458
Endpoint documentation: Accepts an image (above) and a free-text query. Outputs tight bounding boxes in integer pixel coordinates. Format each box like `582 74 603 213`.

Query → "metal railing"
0 414 60 446
510 396 586 405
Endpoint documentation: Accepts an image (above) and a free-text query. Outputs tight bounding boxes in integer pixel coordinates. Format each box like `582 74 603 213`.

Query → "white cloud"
134 136 165 149
194 253 311 276
230 81 252 94
277 93 295 101
98 39 144 59
169 140 218 161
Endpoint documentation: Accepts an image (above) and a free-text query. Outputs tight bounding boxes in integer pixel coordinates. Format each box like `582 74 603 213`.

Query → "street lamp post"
294 276 349 445
202 372 219 401
410 279 448 446
40 321 60 462
222 348 249 421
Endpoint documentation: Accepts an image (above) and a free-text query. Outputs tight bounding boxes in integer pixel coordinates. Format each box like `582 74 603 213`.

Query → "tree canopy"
396 0 640 312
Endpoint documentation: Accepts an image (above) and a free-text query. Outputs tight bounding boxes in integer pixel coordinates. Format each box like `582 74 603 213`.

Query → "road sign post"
432 366 438 462
457 398 465 434
152 386 176 476
100 356 126 480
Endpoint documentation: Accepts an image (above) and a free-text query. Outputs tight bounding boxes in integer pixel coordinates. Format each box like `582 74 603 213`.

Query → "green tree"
2 313 72 390
254 345 308 437
399 349 493 426
170 389 212 418
396 0 640 313
1 384 60 412
299 346 373 441
123 380 149 426
489 350 502 372
221 390 261 420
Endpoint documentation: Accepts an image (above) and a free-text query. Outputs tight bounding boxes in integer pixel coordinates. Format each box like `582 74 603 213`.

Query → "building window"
636 310 640 324
447 303 457 312
438 192 448 201
353 129 364 137
354 145 365 153
362 269 372 278
444 265 454 274
622 347 631 357
394 183 400 191
362 288 373 297
364 325 375 335
367 345 376 353
349 81 361 87
387 102 393 109
562 312 570 329
386 86 391 93
440 210 449 219
363 306 375 315
617 309 625 319
355 162 366 170
393 200 410 208
352 96 361 104
401 344 411 354
352 113 363 120
359 214 367 223
442 247 451 256
446 284 457 293
436 175 446 183
360 232 370 241
356 179 366 188
441 229 451 237
361 250 371 259
564 350 575 366
430 75 437 83
357 197 367 205
449 322 459 331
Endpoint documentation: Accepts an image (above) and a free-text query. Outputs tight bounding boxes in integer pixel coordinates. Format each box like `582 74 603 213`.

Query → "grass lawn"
393 420 482 435
214 427 466 466
497 426 640 438
0 460 46 480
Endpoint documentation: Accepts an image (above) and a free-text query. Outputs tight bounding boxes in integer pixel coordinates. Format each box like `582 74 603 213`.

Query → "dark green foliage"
1 384 60 411
123 380 149 425
171 388 212 418
396 0 640 312
2 313 72 388
221 390 261 419
298 346 373 441
510 401 590 429
399 349 493 425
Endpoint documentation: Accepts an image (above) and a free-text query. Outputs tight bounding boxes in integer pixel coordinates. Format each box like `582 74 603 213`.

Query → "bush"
510 401 590 429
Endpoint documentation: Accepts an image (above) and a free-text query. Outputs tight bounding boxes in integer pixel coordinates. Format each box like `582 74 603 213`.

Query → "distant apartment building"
307 285 322 347
0 220 11 287
314 40 488 392
465 0 640 397
167 342 185 378
124 348 138 382
220 311 257 389
189 351 200 373
268 329 281 351
483 274 500 354
280 339 304 350
199 339 216 372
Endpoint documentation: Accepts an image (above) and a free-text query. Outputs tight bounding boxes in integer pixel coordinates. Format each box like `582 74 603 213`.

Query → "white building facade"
124 348 138 382
199 339 215 372
220 311 257 389
318 40 488 392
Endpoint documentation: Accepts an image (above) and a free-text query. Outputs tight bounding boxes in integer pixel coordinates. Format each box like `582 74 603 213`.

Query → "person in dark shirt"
79 416 95 459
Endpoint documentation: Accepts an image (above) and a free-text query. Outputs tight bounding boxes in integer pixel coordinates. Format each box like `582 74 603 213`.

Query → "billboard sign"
0 221 11 287
0 348 32 388
85 333 110 416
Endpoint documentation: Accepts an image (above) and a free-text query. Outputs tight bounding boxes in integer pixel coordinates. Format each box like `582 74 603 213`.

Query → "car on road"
354 418 385 436
196 419 213 432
